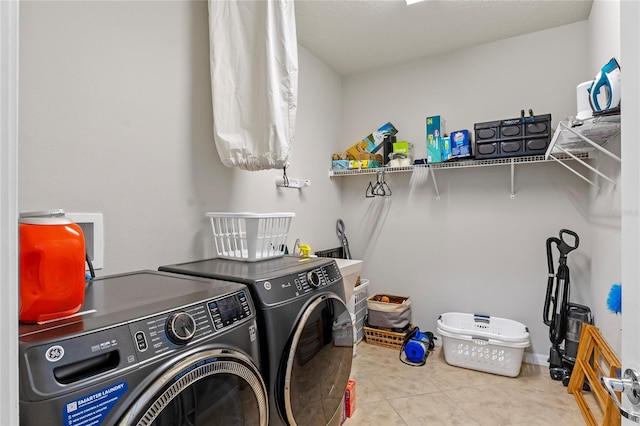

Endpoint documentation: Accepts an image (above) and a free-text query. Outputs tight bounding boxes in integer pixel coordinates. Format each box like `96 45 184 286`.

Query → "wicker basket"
363 325 414 350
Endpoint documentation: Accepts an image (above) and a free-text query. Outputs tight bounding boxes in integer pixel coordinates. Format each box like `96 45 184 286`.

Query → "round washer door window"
118 349 267 426
284 294 353 426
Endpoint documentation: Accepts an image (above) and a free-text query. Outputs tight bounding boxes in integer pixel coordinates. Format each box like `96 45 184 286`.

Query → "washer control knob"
166 312 196 345
307 270 321 288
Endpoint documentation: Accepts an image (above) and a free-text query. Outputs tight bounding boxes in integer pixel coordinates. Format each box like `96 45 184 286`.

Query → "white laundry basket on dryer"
206 212 294 261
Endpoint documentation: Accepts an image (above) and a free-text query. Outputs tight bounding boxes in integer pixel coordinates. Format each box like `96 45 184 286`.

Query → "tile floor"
345 342 600 426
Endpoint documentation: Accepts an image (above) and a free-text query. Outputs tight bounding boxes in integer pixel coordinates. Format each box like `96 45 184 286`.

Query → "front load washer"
19 270 268 425
159 256 353 426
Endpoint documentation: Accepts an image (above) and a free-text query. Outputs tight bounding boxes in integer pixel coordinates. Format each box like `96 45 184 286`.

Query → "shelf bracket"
548 154 600 189
430 167 440 200
557 121 621 162
544 117 621 190
510 160 515 199
552 145 617 188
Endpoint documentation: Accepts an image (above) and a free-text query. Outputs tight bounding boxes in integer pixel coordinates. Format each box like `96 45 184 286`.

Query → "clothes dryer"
19 270 268 425
159 256 353 426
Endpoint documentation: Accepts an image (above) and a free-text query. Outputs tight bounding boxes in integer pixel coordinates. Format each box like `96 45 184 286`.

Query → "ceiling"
295 0 593 76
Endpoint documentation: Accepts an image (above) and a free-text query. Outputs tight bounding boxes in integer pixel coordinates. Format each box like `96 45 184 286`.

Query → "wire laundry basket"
206 212 295 262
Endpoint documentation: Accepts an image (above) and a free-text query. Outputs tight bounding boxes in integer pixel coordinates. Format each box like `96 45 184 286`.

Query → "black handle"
543 237 561 326
558 229 579 256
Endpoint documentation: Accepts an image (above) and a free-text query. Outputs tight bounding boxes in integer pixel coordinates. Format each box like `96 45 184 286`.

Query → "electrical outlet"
67 213 104 270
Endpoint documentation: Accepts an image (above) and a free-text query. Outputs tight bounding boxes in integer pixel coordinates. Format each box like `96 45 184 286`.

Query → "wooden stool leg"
567 324 621 426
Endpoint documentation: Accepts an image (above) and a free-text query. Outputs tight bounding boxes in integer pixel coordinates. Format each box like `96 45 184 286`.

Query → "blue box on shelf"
450 130 472 159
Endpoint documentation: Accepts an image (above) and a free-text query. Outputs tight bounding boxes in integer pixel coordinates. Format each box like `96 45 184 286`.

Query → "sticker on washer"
63 381 128 426
174 357 218 382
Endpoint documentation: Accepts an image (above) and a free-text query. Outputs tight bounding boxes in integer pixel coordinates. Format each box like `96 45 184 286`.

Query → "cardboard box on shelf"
450 129 472 159
332 159 381 170
392 141 413 157
360 160 382 169
332 160 351 170
347 122 398 159
345 141 370 159
354 152 383 162
441 136 452 161
333 152 348 161
426 115 446 164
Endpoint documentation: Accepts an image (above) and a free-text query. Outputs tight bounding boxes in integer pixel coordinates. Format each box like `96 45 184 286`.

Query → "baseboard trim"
524 352 548 366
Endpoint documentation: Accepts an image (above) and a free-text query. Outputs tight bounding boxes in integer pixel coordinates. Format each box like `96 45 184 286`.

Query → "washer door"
284 294 353 426
118 349 267 426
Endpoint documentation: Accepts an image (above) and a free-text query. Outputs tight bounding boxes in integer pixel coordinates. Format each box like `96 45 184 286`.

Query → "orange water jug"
19 209 86 323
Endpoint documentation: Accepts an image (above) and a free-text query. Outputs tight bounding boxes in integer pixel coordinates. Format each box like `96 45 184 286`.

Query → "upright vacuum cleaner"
543 229 592 386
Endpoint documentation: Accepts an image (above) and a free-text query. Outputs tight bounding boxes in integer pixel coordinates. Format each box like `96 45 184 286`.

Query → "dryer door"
283 294 353 426
117 349 268 426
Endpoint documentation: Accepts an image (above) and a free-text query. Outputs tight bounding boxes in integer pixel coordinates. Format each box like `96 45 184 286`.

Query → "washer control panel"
207 290 252 330
165 312 197 345
128 290 252 363
255 262 343 306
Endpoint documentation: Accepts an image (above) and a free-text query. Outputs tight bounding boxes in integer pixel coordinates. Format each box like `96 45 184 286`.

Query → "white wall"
18 1 344 275
589 0 621 73
585 0 622 356
340 22 597 361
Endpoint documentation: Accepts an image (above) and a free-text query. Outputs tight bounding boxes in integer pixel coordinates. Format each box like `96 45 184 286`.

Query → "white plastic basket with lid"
437 312 530 343
436 312 531 377
206 212 295 262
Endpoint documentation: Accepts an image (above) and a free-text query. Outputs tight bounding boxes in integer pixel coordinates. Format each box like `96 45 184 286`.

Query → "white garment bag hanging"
208 0 298 171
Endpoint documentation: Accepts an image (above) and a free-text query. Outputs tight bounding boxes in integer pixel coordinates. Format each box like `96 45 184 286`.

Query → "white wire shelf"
545 115 621 158
328 153 591 177
545 115 621 189
329 116 620 197
328 152 592 200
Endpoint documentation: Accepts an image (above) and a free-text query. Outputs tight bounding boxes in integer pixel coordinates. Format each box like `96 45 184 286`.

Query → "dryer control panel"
128 290 252 363
255 262 343 306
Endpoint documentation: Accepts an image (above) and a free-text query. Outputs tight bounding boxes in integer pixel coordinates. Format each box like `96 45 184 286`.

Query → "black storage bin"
474 114 551 159
476 142 498 157
501 140 524 156
315 247 344 258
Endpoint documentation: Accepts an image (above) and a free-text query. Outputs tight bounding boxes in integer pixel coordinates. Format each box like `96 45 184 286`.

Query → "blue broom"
607 283 622 314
